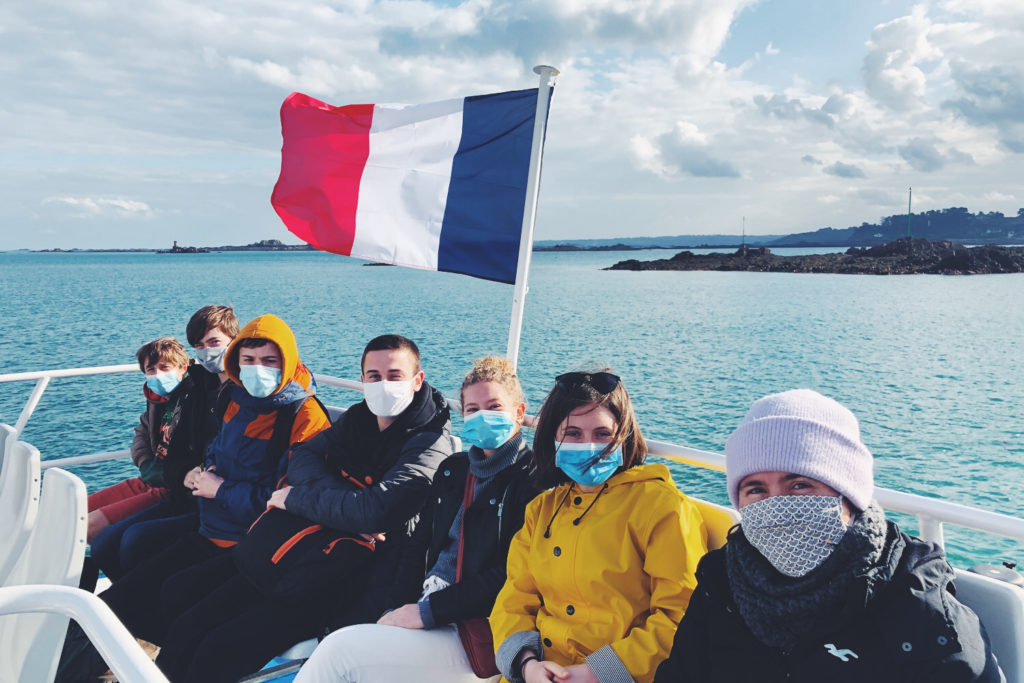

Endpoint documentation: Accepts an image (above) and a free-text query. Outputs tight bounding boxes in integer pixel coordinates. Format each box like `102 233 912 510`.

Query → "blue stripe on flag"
437 88 540 284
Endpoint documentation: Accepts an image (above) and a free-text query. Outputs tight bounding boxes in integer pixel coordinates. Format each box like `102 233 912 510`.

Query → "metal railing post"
917 514 946 548
13 377 49 438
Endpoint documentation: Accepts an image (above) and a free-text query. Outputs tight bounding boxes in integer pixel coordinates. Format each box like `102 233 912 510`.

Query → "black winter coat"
654 523 1004 683
284 382 455 628
381 442 538 625
284 381 454 535
133 363 224 509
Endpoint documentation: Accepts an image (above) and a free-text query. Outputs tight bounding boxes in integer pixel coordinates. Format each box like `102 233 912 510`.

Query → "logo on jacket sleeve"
824 643 859 662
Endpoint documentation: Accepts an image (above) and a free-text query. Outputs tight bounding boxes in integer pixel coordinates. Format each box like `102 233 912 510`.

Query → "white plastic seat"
953 569 1024 683
0 438 42 586
0 422 16 471
689 496 741 551
0 467 87 683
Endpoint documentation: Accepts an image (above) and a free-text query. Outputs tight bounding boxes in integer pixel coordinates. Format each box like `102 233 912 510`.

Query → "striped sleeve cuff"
585 645 635 683
495 630 543 683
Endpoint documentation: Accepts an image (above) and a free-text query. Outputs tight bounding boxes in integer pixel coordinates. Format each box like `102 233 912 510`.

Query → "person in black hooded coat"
654 389 1004 683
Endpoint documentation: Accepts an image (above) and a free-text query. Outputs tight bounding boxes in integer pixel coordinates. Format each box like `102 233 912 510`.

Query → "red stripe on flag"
271 93 375 256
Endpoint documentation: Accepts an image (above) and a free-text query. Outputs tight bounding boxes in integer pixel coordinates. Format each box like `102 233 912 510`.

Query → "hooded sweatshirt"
198 314 330 544
491 463 708 683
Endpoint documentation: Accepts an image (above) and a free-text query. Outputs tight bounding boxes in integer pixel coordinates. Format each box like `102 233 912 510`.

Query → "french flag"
271 88 548 284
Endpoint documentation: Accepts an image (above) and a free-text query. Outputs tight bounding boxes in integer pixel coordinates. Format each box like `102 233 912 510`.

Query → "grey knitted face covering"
741 495 847 577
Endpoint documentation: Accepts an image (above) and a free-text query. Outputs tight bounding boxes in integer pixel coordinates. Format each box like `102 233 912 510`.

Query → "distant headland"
606 237 1024 275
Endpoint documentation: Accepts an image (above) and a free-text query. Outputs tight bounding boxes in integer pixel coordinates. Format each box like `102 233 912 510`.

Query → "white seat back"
954 569 1024 683
0 423 17 471
0 468 87 683
0 439 42 586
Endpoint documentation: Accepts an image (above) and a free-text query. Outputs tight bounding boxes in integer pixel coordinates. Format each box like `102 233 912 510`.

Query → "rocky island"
606 238 1024 275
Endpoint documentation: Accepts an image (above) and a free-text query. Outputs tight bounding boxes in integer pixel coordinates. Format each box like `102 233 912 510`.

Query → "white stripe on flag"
351 98 464 270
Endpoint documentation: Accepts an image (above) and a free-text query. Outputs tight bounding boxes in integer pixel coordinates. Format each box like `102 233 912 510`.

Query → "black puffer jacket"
381 441 538 625
654 523 1004 683
284 381 453 535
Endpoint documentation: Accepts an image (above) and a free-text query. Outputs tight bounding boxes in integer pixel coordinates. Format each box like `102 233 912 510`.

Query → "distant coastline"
16 206 1024 253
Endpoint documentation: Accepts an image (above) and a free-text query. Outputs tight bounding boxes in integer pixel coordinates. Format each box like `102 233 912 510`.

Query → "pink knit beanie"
725 389 874 511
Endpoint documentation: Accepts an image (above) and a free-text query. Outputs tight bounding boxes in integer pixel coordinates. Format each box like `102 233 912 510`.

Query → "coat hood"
224 314 313 396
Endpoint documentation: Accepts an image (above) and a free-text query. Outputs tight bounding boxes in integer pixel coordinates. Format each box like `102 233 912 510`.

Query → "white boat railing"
0 584 169 683
3 365 1024 551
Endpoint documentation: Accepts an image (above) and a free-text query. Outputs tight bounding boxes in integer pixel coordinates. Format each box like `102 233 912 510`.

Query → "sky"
1 0 1022 249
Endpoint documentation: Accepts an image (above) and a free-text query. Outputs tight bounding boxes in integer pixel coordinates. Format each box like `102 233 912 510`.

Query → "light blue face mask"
196 346 227 374
462 410 518 450
145 370 181 397
555 442 623 488
239 364 282 398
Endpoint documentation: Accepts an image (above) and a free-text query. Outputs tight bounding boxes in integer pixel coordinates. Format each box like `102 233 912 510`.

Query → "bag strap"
455 470 475 583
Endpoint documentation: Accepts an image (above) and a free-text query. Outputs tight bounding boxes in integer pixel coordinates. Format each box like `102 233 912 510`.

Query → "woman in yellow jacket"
490 370 707 683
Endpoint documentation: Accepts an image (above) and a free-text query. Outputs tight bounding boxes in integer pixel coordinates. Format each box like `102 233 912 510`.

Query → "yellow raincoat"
490 463 707 683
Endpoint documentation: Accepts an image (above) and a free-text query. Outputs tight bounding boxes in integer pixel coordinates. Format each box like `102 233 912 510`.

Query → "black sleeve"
286 430 453 533
426 475 537 625
380 488 438 612
654 559 714 683
284 420 342 487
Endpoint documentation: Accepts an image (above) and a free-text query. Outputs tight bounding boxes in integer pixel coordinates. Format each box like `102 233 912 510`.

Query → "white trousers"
294 623 498 683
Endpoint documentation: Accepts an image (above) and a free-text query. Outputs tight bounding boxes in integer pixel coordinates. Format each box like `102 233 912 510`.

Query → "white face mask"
195 346 227 374
362 379 415 417
740 495 847 577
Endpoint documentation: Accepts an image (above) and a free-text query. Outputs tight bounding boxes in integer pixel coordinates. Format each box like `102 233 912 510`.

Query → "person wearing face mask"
88 306 241 584
293 355 538 682
654 389 1003 683
56 314 331 683
491 369 708 683
85 338 193 555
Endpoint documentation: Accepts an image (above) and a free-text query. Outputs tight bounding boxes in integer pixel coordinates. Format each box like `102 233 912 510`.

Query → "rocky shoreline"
606 238 1024 275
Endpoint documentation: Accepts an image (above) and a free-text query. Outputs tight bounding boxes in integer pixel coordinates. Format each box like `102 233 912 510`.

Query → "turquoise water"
1 249 1022 567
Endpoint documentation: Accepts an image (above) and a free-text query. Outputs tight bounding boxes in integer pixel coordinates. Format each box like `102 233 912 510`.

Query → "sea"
1 248 1022 568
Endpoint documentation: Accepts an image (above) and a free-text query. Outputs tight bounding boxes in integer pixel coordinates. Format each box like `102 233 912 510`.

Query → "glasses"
555 371 621 395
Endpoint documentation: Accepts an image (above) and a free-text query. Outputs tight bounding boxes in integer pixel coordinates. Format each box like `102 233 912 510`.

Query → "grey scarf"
726 502 890 648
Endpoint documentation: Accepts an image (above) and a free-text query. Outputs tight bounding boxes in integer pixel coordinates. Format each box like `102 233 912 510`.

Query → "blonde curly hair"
460 356 524 408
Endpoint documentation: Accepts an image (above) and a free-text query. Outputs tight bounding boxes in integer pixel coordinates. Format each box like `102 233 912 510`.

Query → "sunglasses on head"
555 371 621 395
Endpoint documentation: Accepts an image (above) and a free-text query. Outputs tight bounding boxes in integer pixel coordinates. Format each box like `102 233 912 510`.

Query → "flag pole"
506 64 559 370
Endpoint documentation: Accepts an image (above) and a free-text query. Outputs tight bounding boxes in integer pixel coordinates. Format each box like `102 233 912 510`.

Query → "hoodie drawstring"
543 482 609 537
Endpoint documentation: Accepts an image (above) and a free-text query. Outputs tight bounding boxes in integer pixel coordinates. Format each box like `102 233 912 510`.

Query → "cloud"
898 137 974 172
631 122 740 179
753 93 834 128
861 7 939 111
984 191 1015 201
801 155 822 165
43 197 154 218
823 161 866 178
943 59 1024 151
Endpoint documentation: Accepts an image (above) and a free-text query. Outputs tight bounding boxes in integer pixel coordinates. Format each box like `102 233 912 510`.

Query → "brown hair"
186 305 240 347
136 337 189 372
459 356 523 407
532 367 647 489
361 334 421 373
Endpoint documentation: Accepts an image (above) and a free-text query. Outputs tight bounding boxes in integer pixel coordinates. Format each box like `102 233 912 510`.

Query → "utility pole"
906 187 912 238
